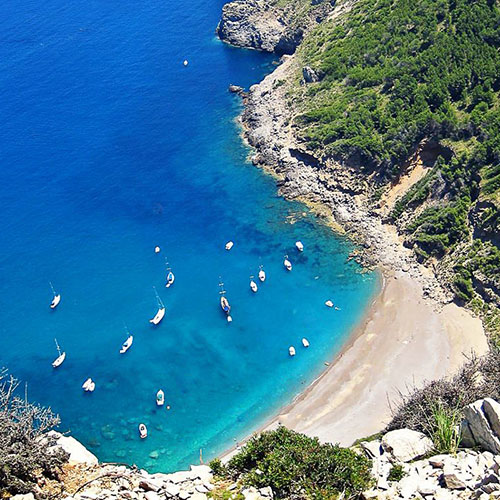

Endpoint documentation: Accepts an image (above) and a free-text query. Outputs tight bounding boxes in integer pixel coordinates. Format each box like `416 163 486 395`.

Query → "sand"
223 271 488 459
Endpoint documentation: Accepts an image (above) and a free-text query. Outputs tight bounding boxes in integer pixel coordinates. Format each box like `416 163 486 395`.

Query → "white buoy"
302 338 310 348
183 59 188 66
295 241 304 252
154 246 161 253
227 315 233 323
289 346 296 356
325 300 334 308
225 241 234 250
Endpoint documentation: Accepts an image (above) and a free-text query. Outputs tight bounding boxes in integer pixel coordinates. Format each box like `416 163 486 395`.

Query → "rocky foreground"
8 398 500 500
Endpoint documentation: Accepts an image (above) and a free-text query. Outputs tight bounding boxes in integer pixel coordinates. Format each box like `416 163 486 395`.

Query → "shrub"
208 458 227 477
0 369 66 496
427 402 461 455
224 426 372 499
387 465 405 482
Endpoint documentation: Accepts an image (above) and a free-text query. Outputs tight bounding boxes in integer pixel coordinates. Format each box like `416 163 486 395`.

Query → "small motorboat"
227 315 233 323
302 338 310 348
283 256 292 271
289 346 296 356
139 423 148 439
183 60 188 66
250 277 258 293
49 282 61 309
325 300 334 308
165 269 175 288
295 241 304 252
150 287 166 325
156 389 165 406
225 241 234 251
82 378 95 392
154 246 161 253
220 295 231 314
52 338 66 368
258 266 266 282
120 334 133 354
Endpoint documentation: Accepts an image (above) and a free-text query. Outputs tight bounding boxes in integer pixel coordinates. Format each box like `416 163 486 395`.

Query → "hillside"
222 0 500 338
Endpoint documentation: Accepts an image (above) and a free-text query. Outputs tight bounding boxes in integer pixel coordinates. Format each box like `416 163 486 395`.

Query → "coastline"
223 269 487 461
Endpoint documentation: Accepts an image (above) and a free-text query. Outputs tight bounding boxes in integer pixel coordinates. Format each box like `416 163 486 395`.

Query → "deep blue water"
0 0 377 472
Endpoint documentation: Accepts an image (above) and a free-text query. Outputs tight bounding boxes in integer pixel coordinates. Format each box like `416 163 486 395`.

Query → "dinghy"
258 265 266 282
82 378 95 392
225 241 234 251
325 300 334 308
49 282 61 309
154 246 161 253
289 346 296 356
183 60 188 66
120 334 133 354
295 241 304 252
156 389 165 406
302 338 310 348
149 287 166 325
283 255 292 271
250 277 258 293
139 423 148 439
52 338 66 368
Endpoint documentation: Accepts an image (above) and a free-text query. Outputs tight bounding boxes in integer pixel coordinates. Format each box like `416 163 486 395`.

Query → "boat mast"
54 338 61 356
153 286 164 308
49 281 56 297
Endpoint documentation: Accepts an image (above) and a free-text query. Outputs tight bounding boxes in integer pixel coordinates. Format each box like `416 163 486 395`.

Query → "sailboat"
49 282 61 309
219 280 232 322
51 338 66 368
120 328 134 354
258 265 266 282
165 261 175 288
149 287 165 325
82 378 95 392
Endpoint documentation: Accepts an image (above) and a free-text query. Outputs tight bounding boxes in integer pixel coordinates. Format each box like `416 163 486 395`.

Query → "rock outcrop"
381 429 434 463
217 0 335 54
461 398 500 454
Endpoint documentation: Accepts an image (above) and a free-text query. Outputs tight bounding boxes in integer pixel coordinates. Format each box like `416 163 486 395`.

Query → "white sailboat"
149 287 166 325
250 276 258 293
156 389 165 406
258 265 266 282
49 282 61 309
165 261 175 288
283 255 292 271
120 331 134 354
51 338 66 368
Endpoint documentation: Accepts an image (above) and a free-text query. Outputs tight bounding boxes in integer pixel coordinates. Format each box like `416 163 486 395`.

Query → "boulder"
302 66 319 83
441 473 466 490
229 84 245 94
462 399 500 454
381 429 433 462
44 431 98 465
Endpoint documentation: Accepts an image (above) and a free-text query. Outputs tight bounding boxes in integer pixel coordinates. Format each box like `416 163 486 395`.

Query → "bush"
387 465 405 482
427 402 461 455
223 426 372 499
0 369 66 496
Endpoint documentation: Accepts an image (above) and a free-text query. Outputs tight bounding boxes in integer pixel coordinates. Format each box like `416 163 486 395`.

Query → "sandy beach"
223 271 488 459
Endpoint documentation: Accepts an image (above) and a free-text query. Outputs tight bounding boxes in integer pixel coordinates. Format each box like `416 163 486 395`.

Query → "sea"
0 0 377 472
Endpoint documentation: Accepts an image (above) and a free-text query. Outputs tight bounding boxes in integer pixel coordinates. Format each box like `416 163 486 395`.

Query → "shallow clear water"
0 0 377 471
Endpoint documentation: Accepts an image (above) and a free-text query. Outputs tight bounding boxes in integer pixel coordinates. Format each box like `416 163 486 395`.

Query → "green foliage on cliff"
212 426 372 499
291 0 500 309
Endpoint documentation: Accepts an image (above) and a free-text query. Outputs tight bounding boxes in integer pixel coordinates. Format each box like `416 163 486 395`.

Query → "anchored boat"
250 276 258 293
283 255 292 271
139 423 148 439
82 378 95 392
49 282 61 309
165 262 175 288
219 280 232 322
51 338 66 368
120 333 133 354
289 346 296 356
295 241 304 252
258 265 266 282
302 338 310 348
149 287 166 325
156 389 165 406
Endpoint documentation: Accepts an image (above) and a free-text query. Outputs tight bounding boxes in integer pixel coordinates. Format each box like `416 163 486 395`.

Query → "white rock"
189 493 207 500
44 431 98 465
397 474 421 499
259 486 273 498
144 492 160 500
190 464 213 483
164 484 180 497
361 440 383 458
178 491 190 500
381 429 433 462
463 399 500 454
10 495 35 500
164 471 194 484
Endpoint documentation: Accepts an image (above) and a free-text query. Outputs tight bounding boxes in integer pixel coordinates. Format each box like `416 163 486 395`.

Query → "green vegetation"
427 402 462 455
215 426 372 499
288 0 500 314
387 465 405 482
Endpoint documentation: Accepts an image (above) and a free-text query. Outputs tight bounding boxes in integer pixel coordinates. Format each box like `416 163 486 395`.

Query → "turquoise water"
0 0 377 471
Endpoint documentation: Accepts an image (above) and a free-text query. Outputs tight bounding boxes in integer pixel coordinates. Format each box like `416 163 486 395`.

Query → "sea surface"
0 0 377 471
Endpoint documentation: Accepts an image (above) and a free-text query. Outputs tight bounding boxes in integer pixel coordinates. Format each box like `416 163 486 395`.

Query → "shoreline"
222 268 488 461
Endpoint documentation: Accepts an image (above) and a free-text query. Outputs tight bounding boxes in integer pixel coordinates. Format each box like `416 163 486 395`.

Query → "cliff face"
216 0 335 54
